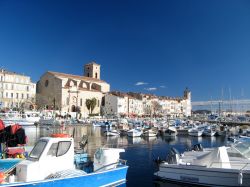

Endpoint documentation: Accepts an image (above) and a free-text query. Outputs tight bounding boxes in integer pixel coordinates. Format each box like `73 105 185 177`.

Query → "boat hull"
155 164 250 187
127 130 142 137
1 166 128 187
188 131 203 137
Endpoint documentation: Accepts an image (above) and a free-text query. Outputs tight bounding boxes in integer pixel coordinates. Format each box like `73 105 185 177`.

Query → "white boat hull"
127 130 142 137
156 164 250 187
203 131 216 137
105 131 120 136
188 130 203 137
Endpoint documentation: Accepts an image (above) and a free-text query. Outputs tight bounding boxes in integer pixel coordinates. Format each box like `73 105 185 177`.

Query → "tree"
151 101 162 117
90 98 97 114
85 98 97 114
85 99 92 114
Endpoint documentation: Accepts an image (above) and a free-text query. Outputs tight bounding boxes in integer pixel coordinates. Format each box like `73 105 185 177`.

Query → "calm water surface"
23 125 228 187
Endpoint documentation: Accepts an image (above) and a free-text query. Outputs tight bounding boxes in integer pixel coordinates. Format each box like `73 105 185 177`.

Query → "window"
6 92 8 98
57 141 71 157
45 80 49 87
26 86 29 91
22 93 24 99
29 140 47 160
27 94 29 99
80 99 83 106
47 143 58 157
11 93 13 98
16 93 19 99
11 84 14 90
95 73 98 78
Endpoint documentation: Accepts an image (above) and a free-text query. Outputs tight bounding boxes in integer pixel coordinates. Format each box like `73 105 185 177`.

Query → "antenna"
229 87 232 114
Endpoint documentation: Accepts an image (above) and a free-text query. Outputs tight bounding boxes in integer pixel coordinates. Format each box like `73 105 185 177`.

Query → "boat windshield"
29 140 47 160
232 142 250 159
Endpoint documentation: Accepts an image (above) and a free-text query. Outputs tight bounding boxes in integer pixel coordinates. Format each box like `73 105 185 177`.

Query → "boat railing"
94 159 127 172
209 161 250 170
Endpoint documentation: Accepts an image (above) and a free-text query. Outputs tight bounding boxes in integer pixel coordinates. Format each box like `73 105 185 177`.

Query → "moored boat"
104 129 120 136
188 128 203 137
203 128 216 137
154 142 250 186
1 111 40 126
0 135 128 187
127 128 142 137
164 127 177 137
143 129 157 137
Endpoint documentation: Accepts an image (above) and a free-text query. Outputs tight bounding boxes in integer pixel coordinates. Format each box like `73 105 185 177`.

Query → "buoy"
50 133 70 138
0 172 5 184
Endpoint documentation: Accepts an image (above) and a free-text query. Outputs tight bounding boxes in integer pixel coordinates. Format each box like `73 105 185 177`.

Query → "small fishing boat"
104 129 120 136
0 134 128 187
164 127 177 137
143 129 157 137
203 128 216 137
127 129 143 137
188 128 203 137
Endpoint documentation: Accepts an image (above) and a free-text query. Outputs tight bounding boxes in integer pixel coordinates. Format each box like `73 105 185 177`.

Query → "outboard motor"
193 144 203 151
166 148 180 164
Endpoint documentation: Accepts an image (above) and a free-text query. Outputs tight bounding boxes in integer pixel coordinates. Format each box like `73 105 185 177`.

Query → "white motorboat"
188 128 203 137
1 111 40 126
203 128 216 137
164 127 177 137
104 129 120 136
143 129 157 137
127 129 143 137
155 142 250 186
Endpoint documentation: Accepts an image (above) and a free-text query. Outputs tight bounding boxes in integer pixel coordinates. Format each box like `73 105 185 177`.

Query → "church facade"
36 62 110 117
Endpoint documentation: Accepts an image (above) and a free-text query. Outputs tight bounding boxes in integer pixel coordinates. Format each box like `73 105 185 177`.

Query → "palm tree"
85 98 97 114
85 99 92 114
90 98 97 114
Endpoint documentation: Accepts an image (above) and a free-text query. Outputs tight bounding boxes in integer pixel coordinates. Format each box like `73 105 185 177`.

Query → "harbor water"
23 125 228 187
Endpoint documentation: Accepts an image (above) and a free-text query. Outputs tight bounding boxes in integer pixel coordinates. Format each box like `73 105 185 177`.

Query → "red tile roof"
47 71 106 83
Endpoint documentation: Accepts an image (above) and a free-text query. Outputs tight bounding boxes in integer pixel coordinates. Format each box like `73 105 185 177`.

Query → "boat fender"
94 148 103 163
238 171 243 185
0 172 5 184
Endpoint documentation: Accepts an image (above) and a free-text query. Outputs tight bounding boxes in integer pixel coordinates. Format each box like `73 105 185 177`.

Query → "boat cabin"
16 135 74 182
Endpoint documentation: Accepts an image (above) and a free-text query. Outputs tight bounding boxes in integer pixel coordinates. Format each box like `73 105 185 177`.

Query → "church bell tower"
84 62 100 79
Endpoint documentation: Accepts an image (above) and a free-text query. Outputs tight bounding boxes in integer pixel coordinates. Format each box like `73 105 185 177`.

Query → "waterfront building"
103 88 191 117
158 88 191 117
36 62 110 117
0 69 36 109
103 91 129 117
128 96 144 116
103 91 144 117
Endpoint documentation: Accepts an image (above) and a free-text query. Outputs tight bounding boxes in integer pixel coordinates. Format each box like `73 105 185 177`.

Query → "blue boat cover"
0 159 21 173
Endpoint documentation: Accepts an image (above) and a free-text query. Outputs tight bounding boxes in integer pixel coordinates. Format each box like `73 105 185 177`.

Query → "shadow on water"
23 125 227 187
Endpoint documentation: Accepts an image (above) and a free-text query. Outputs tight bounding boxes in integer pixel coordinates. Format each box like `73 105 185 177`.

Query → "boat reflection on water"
143 136 157 143
127 136 143 144
163 136 177 145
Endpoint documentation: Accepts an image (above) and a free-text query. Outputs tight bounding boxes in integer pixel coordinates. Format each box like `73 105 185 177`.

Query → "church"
36 62 110 117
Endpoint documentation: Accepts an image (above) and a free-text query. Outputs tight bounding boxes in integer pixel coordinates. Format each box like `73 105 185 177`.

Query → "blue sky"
0 0 250 101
